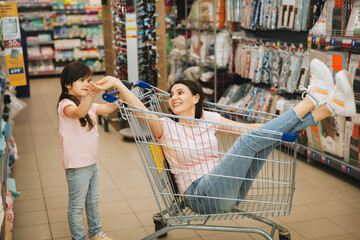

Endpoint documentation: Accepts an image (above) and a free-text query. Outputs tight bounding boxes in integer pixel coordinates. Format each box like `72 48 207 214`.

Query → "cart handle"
102 80 151 103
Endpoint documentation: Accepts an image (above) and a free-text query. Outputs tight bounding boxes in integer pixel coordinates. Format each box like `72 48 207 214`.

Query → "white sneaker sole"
310 58 334 91
335 70 356 116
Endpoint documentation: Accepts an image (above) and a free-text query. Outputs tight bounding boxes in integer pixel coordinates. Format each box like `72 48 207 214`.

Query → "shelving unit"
18 4 56 76
18 2 105 77
303 32 360 180
52 6 104 74
308 35 360 48
0 91 7 240
165 0 360 181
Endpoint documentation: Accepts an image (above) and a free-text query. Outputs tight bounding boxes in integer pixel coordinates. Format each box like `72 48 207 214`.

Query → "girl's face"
66 75 92 99
169 83 199 117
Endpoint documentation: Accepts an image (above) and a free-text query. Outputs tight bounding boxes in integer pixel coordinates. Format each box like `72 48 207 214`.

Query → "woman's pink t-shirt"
159 111 221 194
58 99 99 169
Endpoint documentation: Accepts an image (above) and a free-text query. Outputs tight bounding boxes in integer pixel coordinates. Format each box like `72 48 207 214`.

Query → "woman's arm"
96 103 118 115
91 76 164 138
218 116 263 135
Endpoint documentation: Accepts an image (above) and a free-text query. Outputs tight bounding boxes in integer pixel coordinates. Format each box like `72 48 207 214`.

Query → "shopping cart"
103 81 298 240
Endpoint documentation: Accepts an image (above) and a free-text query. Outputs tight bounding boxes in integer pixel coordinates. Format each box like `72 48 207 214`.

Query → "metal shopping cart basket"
103 81 298 240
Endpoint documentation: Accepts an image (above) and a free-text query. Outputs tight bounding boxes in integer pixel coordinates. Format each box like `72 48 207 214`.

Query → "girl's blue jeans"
66 163 102 240
184 108 317 214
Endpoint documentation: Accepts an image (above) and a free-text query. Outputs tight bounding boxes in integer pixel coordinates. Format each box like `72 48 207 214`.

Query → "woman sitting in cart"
91 59 356 214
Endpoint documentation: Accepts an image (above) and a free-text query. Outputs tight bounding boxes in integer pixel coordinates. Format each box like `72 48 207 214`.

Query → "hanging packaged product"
188 0 226 29
250 0 260 30
260 42 274 84
253 43 264 84
213 30 231 68
239 41 251 79
271 41 283 89
0 1 26 86
297 49 310 92
278 43 293 91
286 44 304 93
241 0 252 29
345 1 360 37
249 44 260 82
308 1 327 36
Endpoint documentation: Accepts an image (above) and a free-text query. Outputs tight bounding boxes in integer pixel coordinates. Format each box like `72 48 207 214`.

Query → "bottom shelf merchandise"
0 67 24 238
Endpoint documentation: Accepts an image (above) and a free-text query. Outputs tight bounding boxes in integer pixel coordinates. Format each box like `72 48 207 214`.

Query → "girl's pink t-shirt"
58 99 99 169
159 111 221 194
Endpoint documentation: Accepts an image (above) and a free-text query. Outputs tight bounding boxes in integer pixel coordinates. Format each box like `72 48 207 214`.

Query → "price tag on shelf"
330 38 336 46
351 39 357 48
312 37 316 45
325 37 331 45
307 150 311 157
342 39 352 47
321 156 327 164
307 36 312 45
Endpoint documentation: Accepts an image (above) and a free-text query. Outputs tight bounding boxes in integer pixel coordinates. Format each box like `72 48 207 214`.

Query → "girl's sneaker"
326 70 356 117
302 58 334 107
89 231 112 240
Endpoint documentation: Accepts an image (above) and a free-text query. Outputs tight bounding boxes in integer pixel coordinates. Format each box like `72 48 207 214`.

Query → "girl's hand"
88 81 101 97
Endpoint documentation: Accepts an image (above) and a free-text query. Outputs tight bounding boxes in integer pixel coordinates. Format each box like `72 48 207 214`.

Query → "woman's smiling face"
169 83 199 117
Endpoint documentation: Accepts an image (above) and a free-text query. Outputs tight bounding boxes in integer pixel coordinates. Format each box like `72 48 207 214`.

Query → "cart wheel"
279 231 291 240
154 220 167 238
307 157 316 166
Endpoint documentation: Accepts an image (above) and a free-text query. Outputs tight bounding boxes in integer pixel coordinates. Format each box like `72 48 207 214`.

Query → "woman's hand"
88 81 100 97
90 76 121 90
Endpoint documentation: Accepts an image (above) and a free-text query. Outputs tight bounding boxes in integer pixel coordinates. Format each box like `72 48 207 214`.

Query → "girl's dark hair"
169 80 205 119
57 62 94 130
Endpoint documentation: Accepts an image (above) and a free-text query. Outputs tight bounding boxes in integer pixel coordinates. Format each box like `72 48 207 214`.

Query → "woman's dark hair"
169 80 205 119
57 62 94 130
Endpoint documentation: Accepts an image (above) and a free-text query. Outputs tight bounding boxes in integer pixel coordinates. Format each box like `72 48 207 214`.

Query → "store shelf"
53 22 102 27
53 9 100 14
53 35 86 39
54 46 104 50
29 70 57 76
308 35 360 48
27 41 54 46
18 3 52 9
287 143 360 180
28 55 55 61
55 57 103 62
23 27 53 32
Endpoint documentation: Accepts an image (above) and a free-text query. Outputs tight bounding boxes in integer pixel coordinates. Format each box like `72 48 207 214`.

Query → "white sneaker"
302 59 334 107
89 231 112 240
326 70 356 117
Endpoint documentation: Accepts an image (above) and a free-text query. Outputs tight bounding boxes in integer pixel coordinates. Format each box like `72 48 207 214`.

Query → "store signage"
0 1 27 86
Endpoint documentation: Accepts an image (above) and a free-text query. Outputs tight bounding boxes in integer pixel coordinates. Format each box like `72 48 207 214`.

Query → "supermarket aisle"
10 77 360 240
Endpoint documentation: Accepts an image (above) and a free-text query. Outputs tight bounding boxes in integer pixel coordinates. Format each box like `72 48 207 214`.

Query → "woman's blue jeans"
66 163 102 240
184 108 317 214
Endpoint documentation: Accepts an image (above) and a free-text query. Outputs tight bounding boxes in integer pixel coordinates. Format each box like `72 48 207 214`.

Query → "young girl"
57 62 117 240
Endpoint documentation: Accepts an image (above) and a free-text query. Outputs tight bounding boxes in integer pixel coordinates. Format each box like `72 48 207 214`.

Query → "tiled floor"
11 77 360 240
